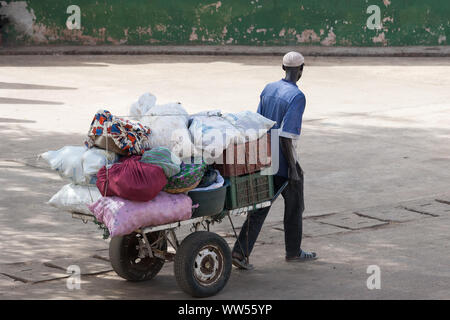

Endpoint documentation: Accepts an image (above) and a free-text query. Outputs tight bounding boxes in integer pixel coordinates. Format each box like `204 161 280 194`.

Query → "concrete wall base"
1 45 449 56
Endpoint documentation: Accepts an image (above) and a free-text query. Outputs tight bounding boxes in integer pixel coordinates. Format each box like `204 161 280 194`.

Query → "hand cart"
71 179 287 298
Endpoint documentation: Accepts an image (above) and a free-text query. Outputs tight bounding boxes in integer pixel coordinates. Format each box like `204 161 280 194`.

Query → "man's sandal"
232 254 254 270
285 250 318 262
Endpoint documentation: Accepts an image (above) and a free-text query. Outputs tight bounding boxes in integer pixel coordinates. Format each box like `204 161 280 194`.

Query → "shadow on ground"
0 112 449 298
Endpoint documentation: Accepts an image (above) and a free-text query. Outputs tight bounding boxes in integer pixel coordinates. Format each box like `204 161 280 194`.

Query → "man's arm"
279 93 305 181
280 136 300 181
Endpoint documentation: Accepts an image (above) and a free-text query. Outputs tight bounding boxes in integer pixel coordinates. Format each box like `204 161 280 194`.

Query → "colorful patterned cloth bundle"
164 161 207 193
85 110 151 156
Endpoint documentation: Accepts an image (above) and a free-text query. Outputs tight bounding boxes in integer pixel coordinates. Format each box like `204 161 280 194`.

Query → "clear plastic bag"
48 183 101 215
190 170 224 192
41 146 87 184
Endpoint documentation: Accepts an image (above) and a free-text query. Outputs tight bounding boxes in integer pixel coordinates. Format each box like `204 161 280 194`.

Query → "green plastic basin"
188 181 229 218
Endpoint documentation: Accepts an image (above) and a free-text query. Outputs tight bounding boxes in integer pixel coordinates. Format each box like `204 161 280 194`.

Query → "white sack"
41 146 118 184
189 115 242 158
82 147 119 176
129 93 157 120
41 146 87 184
140 102 196 159
48 184 101 215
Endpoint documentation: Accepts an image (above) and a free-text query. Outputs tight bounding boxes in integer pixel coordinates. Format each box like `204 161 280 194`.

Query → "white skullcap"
282 51 305 67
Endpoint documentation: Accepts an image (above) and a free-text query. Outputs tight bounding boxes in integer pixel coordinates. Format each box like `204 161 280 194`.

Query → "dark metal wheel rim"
193 244 224 286
126 233 162 271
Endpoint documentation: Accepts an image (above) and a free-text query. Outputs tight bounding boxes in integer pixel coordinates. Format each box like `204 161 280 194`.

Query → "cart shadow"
0 97 64 105
0 127 108 265
0 82 77 90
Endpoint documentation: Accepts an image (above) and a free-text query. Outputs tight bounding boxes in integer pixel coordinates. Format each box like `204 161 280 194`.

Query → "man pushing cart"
46 51 316 298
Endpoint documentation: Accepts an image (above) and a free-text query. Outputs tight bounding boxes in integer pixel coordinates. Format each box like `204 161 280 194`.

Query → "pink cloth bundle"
89 192 192 237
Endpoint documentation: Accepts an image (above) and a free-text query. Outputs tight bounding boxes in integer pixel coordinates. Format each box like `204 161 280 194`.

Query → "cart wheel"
109 231 167 282
174 231 232 298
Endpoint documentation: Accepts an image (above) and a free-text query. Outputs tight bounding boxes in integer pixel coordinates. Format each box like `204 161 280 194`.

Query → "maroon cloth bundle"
96 156 167 202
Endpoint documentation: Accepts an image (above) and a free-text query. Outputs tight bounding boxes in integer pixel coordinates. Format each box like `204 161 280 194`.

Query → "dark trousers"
232 163 305 258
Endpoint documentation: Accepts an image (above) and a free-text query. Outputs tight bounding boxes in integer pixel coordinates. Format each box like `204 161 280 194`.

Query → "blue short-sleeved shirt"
257 79 306 178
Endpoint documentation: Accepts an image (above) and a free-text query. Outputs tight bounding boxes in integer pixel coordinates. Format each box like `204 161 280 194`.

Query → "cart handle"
271 180 288 202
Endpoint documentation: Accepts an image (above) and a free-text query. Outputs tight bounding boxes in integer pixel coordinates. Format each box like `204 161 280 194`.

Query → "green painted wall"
1 0 449 46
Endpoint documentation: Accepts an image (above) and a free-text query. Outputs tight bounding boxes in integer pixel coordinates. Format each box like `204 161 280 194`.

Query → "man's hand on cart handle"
280 137 301 182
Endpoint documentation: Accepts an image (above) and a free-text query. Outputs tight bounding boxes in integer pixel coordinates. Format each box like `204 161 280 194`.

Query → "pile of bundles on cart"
42 93 275 237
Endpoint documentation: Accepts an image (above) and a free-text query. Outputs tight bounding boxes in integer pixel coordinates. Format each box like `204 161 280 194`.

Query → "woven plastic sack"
140 147 181 178
164 161 207 193
48 184 101 215
188 110 222 123
96 156 167 202
89 192 193 237
223 111 276 142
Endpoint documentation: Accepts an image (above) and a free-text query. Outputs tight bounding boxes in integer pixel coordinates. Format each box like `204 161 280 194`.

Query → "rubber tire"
109 231 166 282
174 231 232 298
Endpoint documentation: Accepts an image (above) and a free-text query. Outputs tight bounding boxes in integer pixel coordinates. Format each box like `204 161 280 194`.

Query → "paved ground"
0 55 449 299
